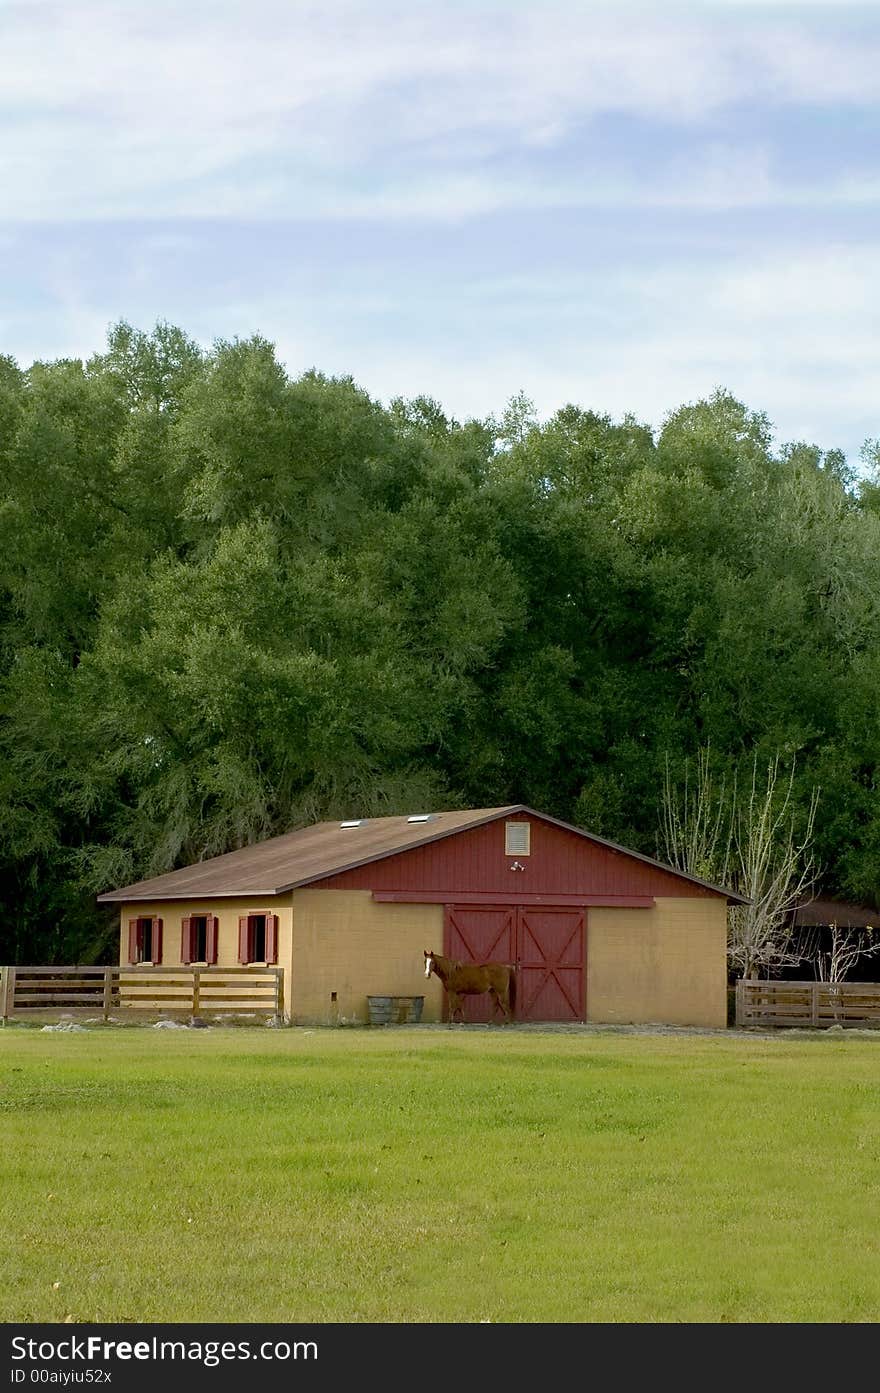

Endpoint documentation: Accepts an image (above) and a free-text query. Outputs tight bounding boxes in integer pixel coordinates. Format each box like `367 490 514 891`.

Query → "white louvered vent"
505 821 530 855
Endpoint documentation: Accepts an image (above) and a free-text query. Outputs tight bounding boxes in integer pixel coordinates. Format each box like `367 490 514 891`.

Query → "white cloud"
257 242 880 458
2 3 877 463
1 2 878 220
3 230 876 460
4 137 877 225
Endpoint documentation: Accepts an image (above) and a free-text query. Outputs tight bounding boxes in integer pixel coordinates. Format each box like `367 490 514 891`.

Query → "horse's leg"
447 991 462 1026
492 984 512 1024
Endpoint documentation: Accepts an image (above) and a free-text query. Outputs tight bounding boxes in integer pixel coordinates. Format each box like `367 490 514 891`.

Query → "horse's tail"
509 964 517 1018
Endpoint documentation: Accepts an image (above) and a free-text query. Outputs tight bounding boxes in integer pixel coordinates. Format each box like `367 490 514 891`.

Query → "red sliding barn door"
443 904 585 1023
444 906 516 1023
515 907 584 1022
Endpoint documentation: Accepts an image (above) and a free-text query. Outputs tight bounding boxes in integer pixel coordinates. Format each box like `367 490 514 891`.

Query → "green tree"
1 328 879 967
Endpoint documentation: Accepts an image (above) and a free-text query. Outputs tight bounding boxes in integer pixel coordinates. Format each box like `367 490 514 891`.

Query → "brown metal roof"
97 803 747 904
96 807 519 901
791 897 880 929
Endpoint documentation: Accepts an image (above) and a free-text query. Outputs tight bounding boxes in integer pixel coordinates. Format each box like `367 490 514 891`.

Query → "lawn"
1 1024 879 1323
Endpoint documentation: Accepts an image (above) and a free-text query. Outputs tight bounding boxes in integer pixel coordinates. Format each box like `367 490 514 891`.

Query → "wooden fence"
0 965 283 1022
736 978 880 1029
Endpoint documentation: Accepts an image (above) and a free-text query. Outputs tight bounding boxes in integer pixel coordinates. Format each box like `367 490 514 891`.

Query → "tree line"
1 321 879 965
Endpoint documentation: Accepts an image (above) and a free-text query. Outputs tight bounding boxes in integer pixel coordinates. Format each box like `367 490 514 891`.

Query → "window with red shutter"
237 911 277 963
180 917 194 964
265 913 278 964
250 915 267 962
130 916 162 964
195 917 207 962
206 915 219 965
181 916 215 964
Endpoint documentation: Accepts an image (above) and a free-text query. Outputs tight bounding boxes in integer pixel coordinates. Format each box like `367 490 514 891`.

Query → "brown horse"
424 949 517 1024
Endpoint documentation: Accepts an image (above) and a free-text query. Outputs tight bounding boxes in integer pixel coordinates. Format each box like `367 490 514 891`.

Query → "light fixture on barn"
509 860 525 871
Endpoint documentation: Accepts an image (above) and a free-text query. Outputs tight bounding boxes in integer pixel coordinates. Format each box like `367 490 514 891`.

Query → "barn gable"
308 809 727 902
98 803 744 904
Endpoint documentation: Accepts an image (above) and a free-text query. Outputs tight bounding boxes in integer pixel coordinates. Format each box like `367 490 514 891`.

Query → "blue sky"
2 0 879 463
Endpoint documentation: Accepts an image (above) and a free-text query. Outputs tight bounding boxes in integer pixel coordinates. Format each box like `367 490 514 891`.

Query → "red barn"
98 805 743 1026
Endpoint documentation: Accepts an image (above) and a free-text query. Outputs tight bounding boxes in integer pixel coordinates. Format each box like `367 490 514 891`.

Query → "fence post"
0 966 8 1023
3 969 15 1025
102 966 114 1022
275 968 283 1020
735 979 744 1027
7 965 15 1020
811 980 819 1029
192 968 201 1019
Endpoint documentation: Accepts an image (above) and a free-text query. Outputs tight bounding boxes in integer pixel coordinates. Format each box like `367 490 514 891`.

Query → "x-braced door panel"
515 907 584 1022
443 904 585 1022
444 906 516 1022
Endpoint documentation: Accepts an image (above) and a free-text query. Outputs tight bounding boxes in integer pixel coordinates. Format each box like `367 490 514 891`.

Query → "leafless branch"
660 745 820 978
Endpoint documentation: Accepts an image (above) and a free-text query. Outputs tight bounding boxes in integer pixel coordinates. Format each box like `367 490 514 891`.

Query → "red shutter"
238 916 250 964
206 915 219 965
128 919 140 964
152 918 163 965
180 917 193 964
265 914 278 965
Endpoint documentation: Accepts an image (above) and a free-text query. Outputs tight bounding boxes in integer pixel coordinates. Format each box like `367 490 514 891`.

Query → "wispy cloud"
2 224 877 460
2 2 879 220
1 3 878 464
320 244 880 458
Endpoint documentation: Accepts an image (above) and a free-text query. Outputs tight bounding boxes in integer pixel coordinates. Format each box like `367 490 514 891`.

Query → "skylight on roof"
407 814 434 823
339 820 364 828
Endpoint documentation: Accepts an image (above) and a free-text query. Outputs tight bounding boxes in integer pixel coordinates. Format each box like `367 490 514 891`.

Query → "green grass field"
1 1024 879 1323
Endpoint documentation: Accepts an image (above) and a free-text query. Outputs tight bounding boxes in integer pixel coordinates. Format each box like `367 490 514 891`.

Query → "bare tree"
660 746 820 978
728 755 820 979
797 922 880 984
660 745 731 884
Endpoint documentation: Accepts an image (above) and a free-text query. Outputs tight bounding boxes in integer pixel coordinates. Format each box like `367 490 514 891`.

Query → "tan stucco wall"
290 889 444 1025
586 897 727 1028
116 891 727 1027
118 896 294 1016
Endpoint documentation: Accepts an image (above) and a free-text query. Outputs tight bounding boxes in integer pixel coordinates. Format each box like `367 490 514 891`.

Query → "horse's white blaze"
424 955 433 979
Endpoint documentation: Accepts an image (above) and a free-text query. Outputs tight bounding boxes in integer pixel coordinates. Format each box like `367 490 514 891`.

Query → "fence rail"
1 965 283 1022
736 978 880 1029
